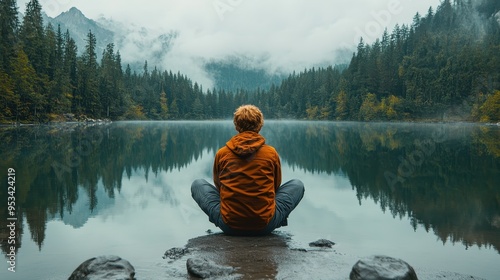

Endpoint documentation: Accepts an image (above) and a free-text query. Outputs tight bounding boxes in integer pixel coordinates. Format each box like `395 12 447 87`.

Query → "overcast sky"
18 0 443 87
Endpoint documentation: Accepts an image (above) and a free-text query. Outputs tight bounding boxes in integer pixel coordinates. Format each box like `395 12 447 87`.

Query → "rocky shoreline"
0 113 112 127
68 232 487 280
2 115 499 127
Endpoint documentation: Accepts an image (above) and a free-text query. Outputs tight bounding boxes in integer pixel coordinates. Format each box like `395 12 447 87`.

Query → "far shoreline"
2 117 500 128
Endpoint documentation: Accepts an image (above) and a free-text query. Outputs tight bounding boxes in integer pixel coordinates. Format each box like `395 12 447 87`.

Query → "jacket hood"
226 131 265 157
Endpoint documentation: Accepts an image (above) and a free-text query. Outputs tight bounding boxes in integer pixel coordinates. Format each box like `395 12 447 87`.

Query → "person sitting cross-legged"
191 104 305 236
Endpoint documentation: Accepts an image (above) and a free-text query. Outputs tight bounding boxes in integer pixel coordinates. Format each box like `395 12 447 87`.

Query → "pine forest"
0 0 499 123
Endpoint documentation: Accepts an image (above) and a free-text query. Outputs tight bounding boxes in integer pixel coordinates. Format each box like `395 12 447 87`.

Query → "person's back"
215 130 281 230
191 105 304 235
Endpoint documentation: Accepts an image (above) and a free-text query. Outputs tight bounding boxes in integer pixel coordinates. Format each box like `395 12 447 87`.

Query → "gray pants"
191 179 305 236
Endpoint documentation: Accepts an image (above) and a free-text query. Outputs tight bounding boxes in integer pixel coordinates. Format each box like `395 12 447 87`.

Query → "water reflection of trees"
0 122 236 253
0 121 499 255
266 122 500 254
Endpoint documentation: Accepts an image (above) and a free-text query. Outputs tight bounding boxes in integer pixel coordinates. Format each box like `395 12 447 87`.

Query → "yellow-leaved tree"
478 90 500 123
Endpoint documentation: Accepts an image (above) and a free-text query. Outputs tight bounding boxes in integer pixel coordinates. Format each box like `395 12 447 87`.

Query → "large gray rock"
68 255 135 280
186 257 235 279
184 233 291 279
350 255 418 280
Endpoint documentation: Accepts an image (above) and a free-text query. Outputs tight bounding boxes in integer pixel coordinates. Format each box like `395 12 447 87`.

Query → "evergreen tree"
79 30 99 117
99 43 124 119
0 0 19 122
335 90 348 120
19 0 45 74
0 70 17 121
18 0 47 120
12 49 41 121
159 90 168 119
45 24 69 115
64 30 78 114
0 0 19 72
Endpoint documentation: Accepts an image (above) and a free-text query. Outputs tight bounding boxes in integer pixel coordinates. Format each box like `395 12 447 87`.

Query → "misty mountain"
204 57 285 92
95 15 177 72
43 7 285 91
47 7 114 59
44 7 176 67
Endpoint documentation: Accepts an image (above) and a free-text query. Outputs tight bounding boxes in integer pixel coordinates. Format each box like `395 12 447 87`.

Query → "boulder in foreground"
68 255 135 280
350 255 418 280
186 257 236 279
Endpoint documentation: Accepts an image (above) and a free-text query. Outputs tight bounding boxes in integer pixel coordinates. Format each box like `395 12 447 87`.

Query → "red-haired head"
233 105 264 133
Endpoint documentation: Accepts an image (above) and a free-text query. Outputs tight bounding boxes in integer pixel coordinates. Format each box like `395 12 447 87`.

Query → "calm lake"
0 121 499 279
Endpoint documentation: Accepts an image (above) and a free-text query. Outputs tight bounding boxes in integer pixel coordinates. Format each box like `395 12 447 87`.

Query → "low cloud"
25 0 442 87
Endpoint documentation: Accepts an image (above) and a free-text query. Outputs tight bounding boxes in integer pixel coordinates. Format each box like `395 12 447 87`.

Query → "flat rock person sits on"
191 105 305 235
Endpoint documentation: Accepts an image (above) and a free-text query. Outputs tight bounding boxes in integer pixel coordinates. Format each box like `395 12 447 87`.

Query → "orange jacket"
213 131 282 231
